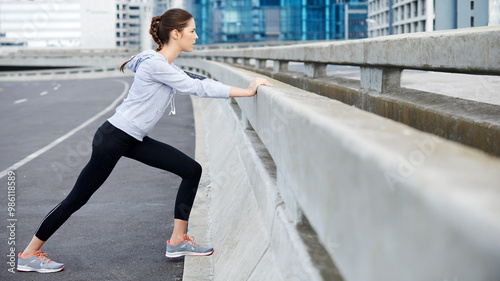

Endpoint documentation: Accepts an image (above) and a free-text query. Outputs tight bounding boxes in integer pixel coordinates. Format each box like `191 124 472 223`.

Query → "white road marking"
0 79 129 179
14 98 27 104
40 91 48 96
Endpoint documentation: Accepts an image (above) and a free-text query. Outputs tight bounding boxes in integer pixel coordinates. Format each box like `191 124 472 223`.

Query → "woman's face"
178 18 198 52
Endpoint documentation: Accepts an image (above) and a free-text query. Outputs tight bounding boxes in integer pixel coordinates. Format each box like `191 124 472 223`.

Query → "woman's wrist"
229 87 254 97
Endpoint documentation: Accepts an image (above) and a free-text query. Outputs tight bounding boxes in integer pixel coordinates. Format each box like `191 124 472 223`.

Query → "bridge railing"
0 66 133 81
189 26 500 77
182 26 500 156
0 48 135 68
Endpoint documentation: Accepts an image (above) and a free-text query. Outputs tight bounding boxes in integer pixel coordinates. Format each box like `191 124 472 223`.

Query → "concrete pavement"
0 77 203 280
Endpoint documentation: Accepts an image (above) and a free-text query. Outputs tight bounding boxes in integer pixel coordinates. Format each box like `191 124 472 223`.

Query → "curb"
182 96 215 280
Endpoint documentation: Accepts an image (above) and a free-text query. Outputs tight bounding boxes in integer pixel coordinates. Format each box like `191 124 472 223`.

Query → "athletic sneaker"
17 251 65 273
166 234 214 258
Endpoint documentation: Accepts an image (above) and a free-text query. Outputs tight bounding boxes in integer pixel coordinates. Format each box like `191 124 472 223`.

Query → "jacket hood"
128 50 157 73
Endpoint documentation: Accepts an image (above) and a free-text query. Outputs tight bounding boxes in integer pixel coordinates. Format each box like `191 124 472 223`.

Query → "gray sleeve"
150 59 231 99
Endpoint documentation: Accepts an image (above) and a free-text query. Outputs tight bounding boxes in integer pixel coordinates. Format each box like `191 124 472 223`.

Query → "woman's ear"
171 29 180 40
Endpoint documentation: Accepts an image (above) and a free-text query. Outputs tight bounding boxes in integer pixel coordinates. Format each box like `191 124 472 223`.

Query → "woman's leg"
22 122 135 256
171 219 188 244
125 136 202 244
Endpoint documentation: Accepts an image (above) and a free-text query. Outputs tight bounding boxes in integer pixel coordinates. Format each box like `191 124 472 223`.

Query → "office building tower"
368 0 433 37
116 0 154 50
435 0 489 30
187 0 368 44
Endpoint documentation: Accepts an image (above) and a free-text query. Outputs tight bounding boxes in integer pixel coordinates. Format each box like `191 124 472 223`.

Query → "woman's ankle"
22 235 45 258
169 234 186 245
20 250 36 258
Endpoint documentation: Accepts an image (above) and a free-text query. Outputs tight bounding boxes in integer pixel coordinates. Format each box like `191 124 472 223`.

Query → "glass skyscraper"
186 0 368 44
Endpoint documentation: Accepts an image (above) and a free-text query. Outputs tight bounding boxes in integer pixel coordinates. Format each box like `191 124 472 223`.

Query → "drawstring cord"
169 94 176 115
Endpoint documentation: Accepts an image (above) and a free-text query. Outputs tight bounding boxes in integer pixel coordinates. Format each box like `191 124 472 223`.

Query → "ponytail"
150 16 163 51
119 56 135 73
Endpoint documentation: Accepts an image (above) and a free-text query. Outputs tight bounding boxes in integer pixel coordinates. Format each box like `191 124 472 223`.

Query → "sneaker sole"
165 249 214 258
17 265 65 273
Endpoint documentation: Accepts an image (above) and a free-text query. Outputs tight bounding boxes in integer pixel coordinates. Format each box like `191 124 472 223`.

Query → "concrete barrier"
0 67 134 81
182 27 500 157
178 58 500 281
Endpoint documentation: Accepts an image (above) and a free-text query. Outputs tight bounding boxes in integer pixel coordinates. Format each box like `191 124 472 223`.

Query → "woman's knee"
183 160 202 180
191 161 202 179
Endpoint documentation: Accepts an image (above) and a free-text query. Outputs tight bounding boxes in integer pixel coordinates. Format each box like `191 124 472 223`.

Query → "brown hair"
120 8 194 72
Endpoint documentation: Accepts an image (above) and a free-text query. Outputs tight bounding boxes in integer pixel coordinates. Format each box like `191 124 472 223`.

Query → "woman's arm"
229 77 272 97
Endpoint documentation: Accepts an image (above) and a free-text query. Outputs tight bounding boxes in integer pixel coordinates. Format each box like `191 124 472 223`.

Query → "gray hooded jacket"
108 50 231 141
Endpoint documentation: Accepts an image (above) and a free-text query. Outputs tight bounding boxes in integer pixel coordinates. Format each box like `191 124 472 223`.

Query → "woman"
17 8 271 273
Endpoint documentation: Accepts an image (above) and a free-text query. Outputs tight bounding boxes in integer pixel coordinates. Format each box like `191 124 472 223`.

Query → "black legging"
35 121 201 241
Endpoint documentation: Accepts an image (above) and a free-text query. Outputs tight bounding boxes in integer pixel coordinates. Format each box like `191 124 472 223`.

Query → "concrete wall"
178 58 500 281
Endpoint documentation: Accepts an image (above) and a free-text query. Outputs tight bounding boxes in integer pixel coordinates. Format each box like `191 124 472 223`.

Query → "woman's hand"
229 77 272 97
247 77 273 96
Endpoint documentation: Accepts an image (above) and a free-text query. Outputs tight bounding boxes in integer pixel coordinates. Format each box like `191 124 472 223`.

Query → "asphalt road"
0 77 198 280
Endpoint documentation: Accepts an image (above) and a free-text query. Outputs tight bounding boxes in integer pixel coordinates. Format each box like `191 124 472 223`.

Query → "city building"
115 0 154 50
155 0 186 15
491 0 500 25
0 0 115 49
367 0 433 37
435 0 489 30
331 1 370 40
368 0 494 38
0 0 153 51
187 0 368 44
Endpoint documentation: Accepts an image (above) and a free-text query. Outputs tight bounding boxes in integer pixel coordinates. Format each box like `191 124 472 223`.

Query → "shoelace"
183 234 200 246
35 251 53 264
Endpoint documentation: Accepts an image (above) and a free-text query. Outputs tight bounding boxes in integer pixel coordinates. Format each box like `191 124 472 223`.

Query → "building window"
471 0 474 10
471 16 474 27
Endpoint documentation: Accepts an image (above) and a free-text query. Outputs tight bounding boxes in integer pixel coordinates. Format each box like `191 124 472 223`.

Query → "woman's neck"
158 45 181 65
